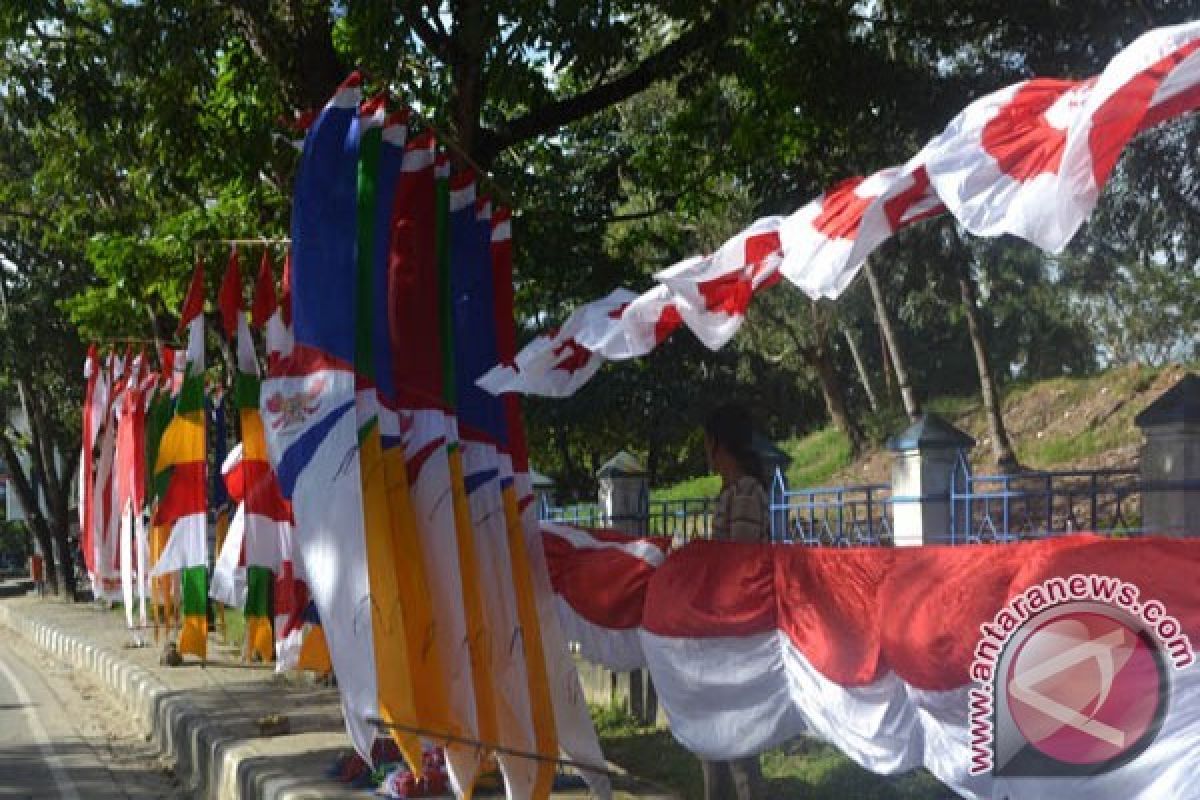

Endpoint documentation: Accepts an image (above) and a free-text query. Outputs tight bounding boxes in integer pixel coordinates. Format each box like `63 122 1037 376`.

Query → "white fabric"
579 284 680 360
261 368 379 759
398 408 482 798
149 513 207 577
460 441 538 800
655 217 783 350
554 595 647 672
639 627 1200 800
210 504 248 608
515 474 612 798
925 21 1200 253
477 289 636 397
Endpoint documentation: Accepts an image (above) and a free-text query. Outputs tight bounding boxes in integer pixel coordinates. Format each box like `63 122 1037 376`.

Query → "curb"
0 603 355 800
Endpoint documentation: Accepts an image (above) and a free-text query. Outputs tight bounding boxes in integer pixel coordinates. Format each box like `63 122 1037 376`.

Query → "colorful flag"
490 206 612 796
261 73 414 766
150 258 209 660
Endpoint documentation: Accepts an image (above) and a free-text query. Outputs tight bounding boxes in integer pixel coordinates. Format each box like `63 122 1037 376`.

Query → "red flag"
217 247 242 339
178 258 206 335
252 249 277 330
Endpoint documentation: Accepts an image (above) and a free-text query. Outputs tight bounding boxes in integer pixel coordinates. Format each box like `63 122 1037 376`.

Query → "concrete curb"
0 603 355 800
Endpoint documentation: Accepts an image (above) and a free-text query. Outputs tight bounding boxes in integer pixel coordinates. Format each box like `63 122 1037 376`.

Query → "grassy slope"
655 362 1196 497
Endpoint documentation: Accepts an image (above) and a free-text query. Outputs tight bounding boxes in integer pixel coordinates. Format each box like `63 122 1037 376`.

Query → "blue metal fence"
538 457 1177 545
949 450 1143 543
768 469 892 545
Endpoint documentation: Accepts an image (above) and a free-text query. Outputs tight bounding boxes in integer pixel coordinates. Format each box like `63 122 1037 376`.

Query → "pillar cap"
1135 373 1200 428
887 413 976 452
597 450 646 478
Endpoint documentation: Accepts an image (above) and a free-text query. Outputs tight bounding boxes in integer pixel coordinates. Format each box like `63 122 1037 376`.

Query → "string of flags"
478 19 1200 399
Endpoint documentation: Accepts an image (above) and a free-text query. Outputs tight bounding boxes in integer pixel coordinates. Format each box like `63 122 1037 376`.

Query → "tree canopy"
1 0 1198 509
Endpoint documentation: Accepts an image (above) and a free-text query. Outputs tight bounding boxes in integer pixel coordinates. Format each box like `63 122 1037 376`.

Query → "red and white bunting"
656 217 784 350
924 20 1200 253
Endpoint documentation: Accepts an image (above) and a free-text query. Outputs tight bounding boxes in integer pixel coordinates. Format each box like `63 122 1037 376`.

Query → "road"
0 625 185 799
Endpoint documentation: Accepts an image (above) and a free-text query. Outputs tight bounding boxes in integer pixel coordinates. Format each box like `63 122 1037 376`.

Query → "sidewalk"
0 594 670 800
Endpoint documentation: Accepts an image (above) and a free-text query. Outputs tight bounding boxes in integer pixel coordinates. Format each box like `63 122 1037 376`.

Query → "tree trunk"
864 259 920 419
842 325 880 413
957 261 1020 471
808 304 866 454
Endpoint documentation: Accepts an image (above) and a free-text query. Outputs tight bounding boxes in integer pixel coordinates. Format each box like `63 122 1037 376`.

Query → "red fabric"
178 258 206 334
980 79 1078 181
611 536 1200 691
80 345 99 574
1088 40 1200 184
812 177 873 239
217 248 242 338
542 528 670 630
280 250 292 327
1140 83 1200 129
388 131 444 409
153 461 206 527
489 206 534 473
251 250 277 329
224 458 291 522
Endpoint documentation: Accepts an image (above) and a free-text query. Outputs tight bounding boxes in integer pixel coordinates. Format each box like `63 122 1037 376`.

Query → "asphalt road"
0 623 184 799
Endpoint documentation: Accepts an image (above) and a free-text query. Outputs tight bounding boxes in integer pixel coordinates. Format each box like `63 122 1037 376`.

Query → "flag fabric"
923 20 1200 254
92 354 123 602
384 124 488 795
482 21 1200 399
79 345 102 585
150 258 209 660
583 283 684 360
448 172 541 799
478 197 560 800
655 216 784 350
114 351 151 629
490 210 612 796
476 288 637 397
352 93 439 777
217 247 287 662
546 533 1200 800
779 162 945 299
260 73 417 767
541 523 669 671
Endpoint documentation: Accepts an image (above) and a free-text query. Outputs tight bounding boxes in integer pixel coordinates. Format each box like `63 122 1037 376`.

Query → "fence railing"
539 458 1194 545
949 451 1143 543
769 470 892 545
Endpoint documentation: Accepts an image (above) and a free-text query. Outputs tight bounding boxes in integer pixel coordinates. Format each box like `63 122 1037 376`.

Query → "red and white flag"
477 288 636 397
924 20 1200 253
780 163 945 300
551 533 1200 800
541 523 669 671
577 283 683 360
655 217 783 350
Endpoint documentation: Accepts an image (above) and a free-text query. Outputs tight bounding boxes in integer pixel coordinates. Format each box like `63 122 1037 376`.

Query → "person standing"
699 403 768 799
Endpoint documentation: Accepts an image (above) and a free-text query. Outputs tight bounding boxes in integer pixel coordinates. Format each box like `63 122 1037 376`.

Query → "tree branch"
401 1 456 63
477 5 742 161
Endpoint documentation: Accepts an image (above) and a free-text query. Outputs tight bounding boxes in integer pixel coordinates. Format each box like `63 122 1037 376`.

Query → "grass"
1018 425 1141 467
782 427 854 488
592 705 950 800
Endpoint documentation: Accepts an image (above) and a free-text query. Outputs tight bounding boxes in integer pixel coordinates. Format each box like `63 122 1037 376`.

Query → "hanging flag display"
149 258 210 660
75 18 1200 800
484 19 1200 398
543 531 1200 800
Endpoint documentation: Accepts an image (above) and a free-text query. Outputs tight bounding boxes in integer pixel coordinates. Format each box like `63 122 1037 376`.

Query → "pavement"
0 588 673 800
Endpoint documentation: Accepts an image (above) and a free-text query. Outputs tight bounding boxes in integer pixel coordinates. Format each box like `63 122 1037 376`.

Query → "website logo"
968 575 1193 777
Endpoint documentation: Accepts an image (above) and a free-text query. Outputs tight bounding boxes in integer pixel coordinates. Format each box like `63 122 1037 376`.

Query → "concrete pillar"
1135 373 1200 536
597 451 648 536
887 414 976 546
